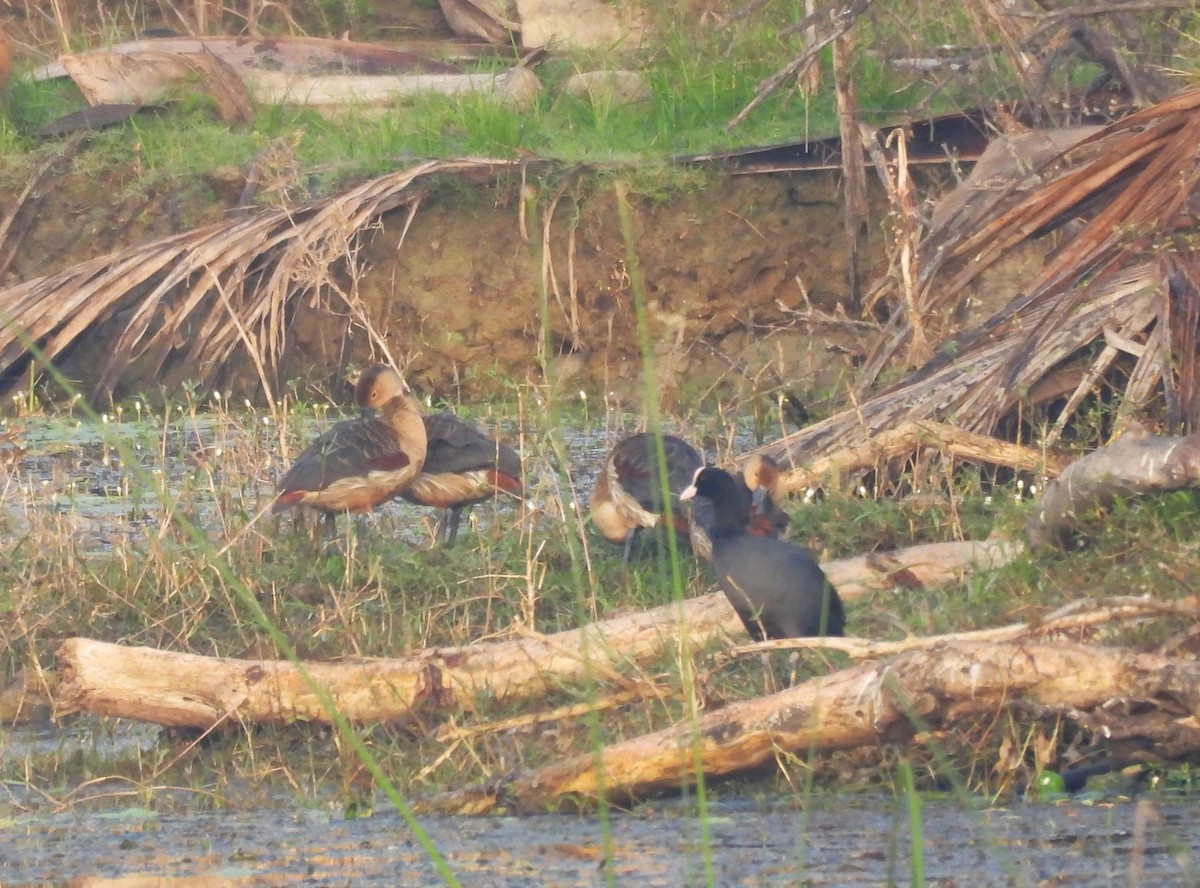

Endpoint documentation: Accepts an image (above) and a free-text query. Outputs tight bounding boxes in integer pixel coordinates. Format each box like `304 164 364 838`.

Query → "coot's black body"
681 466 845 640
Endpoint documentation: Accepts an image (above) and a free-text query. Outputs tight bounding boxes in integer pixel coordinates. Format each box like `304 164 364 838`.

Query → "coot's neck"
705 501 748 537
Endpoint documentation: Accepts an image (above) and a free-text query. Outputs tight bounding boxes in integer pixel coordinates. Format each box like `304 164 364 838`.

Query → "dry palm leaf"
0 158 526 406
760 86 1200 489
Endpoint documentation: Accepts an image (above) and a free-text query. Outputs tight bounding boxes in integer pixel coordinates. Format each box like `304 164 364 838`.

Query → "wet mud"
1 791 1196 886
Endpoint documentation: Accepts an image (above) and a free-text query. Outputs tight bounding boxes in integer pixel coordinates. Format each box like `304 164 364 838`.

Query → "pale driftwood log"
737 595 1200 659
1028 426 1200 547
49 539 1016 729
825 538 1017 598
60 48 541 113
419 640 1200 814
763 419 1067 494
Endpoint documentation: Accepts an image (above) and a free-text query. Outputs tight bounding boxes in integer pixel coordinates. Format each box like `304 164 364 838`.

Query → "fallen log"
1027 425 1200 547
419 639 1200 814
767 419 1068 494
44 539 1017 729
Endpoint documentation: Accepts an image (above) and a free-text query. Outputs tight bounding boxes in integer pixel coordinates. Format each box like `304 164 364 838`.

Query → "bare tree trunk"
769 419 1067 494
420 640 1200 814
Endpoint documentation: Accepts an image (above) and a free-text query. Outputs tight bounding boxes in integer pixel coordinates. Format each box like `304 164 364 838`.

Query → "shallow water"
1 791 1196 886
3 413 1189 885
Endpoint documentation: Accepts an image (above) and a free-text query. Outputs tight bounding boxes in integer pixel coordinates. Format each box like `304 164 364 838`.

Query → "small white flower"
984 495 993 506
1029 484 1038 495
857 485 868 497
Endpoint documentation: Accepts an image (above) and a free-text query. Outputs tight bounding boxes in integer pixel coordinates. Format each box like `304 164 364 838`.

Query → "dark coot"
681 465 845 639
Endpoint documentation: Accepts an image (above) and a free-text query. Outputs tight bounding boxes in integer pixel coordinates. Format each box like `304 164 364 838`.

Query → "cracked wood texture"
44 540 1015 729
1028 427 1200 547
420 640 1200 814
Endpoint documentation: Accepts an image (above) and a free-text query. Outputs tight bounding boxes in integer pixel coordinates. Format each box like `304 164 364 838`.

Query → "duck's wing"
421 413 523 494
612 434 702 512
277 415 416 496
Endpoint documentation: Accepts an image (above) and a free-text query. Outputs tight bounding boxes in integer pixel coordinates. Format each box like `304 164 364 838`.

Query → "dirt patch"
287 171 871 401
3 153 977 408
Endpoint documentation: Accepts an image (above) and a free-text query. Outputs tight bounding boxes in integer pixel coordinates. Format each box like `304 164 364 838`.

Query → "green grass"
3 381 1200 817
0 1 987 200
4 7 1200 884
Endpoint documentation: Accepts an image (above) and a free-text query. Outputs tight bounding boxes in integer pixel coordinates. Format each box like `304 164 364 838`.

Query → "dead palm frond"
761 86 1200 489
0 158 524 406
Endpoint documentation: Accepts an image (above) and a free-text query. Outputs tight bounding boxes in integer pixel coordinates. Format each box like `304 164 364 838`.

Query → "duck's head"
355 364 410 410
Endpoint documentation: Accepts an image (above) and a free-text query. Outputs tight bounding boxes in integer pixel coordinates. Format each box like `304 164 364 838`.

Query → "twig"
734 595 1200 658
726 0 872 130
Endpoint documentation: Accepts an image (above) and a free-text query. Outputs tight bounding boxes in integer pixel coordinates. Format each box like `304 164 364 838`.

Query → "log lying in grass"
771 419 1068 495
1028 426 1200 547
44 539 1017 729
418 639 1200 814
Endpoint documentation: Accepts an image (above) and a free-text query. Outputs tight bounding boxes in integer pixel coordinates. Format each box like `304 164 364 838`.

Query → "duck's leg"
431 505 467 547
621 527 638 563
431 509 450 546
443 505 471 547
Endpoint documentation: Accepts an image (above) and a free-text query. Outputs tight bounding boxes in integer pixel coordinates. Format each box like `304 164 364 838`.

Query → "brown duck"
272 364 427 523
399 412 523 546
688 454 791 562
741 453 791 539
590 432 703 561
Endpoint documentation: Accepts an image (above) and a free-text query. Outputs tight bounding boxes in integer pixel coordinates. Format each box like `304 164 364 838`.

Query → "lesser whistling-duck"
688 454 791 561
272 364 427 525
399 411 523 546
681 465 844 640
741 453 791 539
590 432 703 561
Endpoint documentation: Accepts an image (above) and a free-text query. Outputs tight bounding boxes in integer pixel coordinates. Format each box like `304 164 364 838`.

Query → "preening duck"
590 432 704 561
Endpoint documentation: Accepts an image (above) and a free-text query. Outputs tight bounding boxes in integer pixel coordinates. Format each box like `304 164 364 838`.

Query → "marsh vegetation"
4 0 1200 884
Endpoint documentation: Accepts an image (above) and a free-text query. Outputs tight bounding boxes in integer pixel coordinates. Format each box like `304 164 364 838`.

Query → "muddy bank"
1 156 984 408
